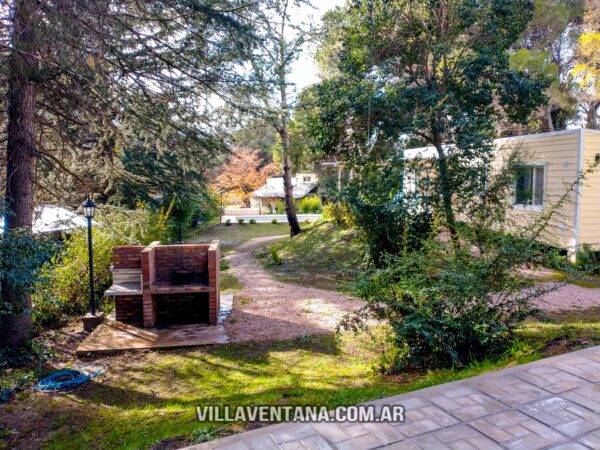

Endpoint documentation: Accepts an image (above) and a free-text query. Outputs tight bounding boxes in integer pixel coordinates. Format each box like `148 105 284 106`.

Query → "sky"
288 0 346 90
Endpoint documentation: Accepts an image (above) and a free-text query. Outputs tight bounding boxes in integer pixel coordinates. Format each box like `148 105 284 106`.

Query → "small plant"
225 219 232 226
249 218 256 224
271 218 278 224
237 218 245 225
220 260 230 271
304 219 310 224
270 246 282 265
274 200 285 214
300 196 322 213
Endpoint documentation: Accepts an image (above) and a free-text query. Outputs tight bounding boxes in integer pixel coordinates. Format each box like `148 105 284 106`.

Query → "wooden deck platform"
76 294 232 355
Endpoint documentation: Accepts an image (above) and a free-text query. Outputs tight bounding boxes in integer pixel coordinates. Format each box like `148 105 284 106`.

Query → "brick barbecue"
105 241 220 327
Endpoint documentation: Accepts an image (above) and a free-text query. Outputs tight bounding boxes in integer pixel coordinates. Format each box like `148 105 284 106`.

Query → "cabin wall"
578 130 600 251
494 130 580 251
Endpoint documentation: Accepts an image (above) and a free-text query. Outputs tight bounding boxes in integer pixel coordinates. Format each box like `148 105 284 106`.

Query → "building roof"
1 205 89 234
402 128 600 160
252 177 318 199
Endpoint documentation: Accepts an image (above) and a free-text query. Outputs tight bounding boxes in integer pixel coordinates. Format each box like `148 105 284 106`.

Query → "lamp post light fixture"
82 197 101 331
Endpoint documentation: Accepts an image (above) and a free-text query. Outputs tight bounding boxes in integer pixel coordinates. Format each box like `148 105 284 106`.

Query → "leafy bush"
322 202 354 228
225 219 232 226
31 205 178 331
576 244 600 272
299 196 322 213
237 218 245 225
32 229 126 330
342 234 541 371
274 200 285 214
271 218 278 224
270 246 282 265
249 218 257 224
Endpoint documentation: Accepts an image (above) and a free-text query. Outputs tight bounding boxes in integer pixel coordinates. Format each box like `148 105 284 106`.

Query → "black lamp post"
83 197 96 316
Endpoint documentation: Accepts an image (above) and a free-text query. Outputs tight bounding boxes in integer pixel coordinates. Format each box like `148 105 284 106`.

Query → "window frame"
512 162 546 212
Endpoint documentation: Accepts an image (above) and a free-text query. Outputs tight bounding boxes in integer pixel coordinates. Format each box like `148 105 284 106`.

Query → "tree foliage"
0 0 256 348
311 0 546 247
573 0 600 128
212 148 279 206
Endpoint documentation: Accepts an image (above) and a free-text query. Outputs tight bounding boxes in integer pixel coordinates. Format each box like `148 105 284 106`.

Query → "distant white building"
251 173 319 211
1 205 89 235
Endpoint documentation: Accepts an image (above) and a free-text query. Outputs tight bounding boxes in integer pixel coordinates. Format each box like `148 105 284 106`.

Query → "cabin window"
514 165 545 207
303 176 311 182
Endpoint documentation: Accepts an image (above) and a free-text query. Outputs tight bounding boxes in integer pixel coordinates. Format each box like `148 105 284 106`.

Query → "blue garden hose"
33 365 104 391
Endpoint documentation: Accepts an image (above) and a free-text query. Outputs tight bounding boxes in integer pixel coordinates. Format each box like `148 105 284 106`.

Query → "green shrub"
249 218 257 224
32 229 126 331
274 200 285 214
271 218 278 224
225 219 232 226
31 206 176 331
300 196 322 213
237 218 245 225
322 202 354 228
576 244 600 272
270 246 282 265
342 234 547 372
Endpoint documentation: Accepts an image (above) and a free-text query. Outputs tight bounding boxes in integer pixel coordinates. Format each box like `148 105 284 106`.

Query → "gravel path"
532 282 600 312
222 236 600 342
224 235 361 342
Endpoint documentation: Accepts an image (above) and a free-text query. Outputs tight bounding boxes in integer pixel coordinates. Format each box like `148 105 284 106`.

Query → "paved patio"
189 345 600 449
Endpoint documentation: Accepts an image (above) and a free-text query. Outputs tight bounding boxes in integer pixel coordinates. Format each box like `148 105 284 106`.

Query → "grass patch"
3 322 599 449
190 223 290 253
221 273 243 294
526 270 600 289
257 221 363 292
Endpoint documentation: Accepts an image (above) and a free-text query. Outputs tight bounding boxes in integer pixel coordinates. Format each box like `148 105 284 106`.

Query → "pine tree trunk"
1 0 38 349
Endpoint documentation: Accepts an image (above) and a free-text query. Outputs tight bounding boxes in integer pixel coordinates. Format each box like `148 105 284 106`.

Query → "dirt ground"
224 235 362 342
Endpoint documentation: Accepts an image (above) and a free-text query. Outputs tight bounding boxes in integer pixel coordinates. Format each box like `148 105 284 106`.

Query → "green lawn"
191 222 290 253
257 221 363 292
3 322 599 450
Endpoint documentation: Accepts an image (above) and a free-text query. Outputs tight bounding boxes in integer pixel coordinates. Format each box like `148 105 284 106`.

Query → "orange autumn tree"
213 148 279 206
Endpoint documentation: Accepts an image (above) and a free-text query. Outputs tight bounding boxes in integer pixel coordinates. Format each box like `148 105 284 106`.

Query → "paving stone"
433 424 503 449
361 422 403 445
554 356 600 382
272 424 317 444
578 429 600 449
470 411 567 449
563 385 600 413
219 442 250 450
334 433 384 450
547 443 593 450
342 424 371 439
244 434 279 450
519 396 600 437
311 423 350 444
515 365 589 393
428 386 507 421
386 434 450 450
394 401 459 438
473 374 551 407
300 435 334 450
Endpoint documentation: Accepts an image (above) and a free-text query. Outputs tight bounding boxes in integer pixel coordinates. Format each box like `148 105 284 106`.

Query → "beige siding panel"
578 131 600 250
494 131 579 249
